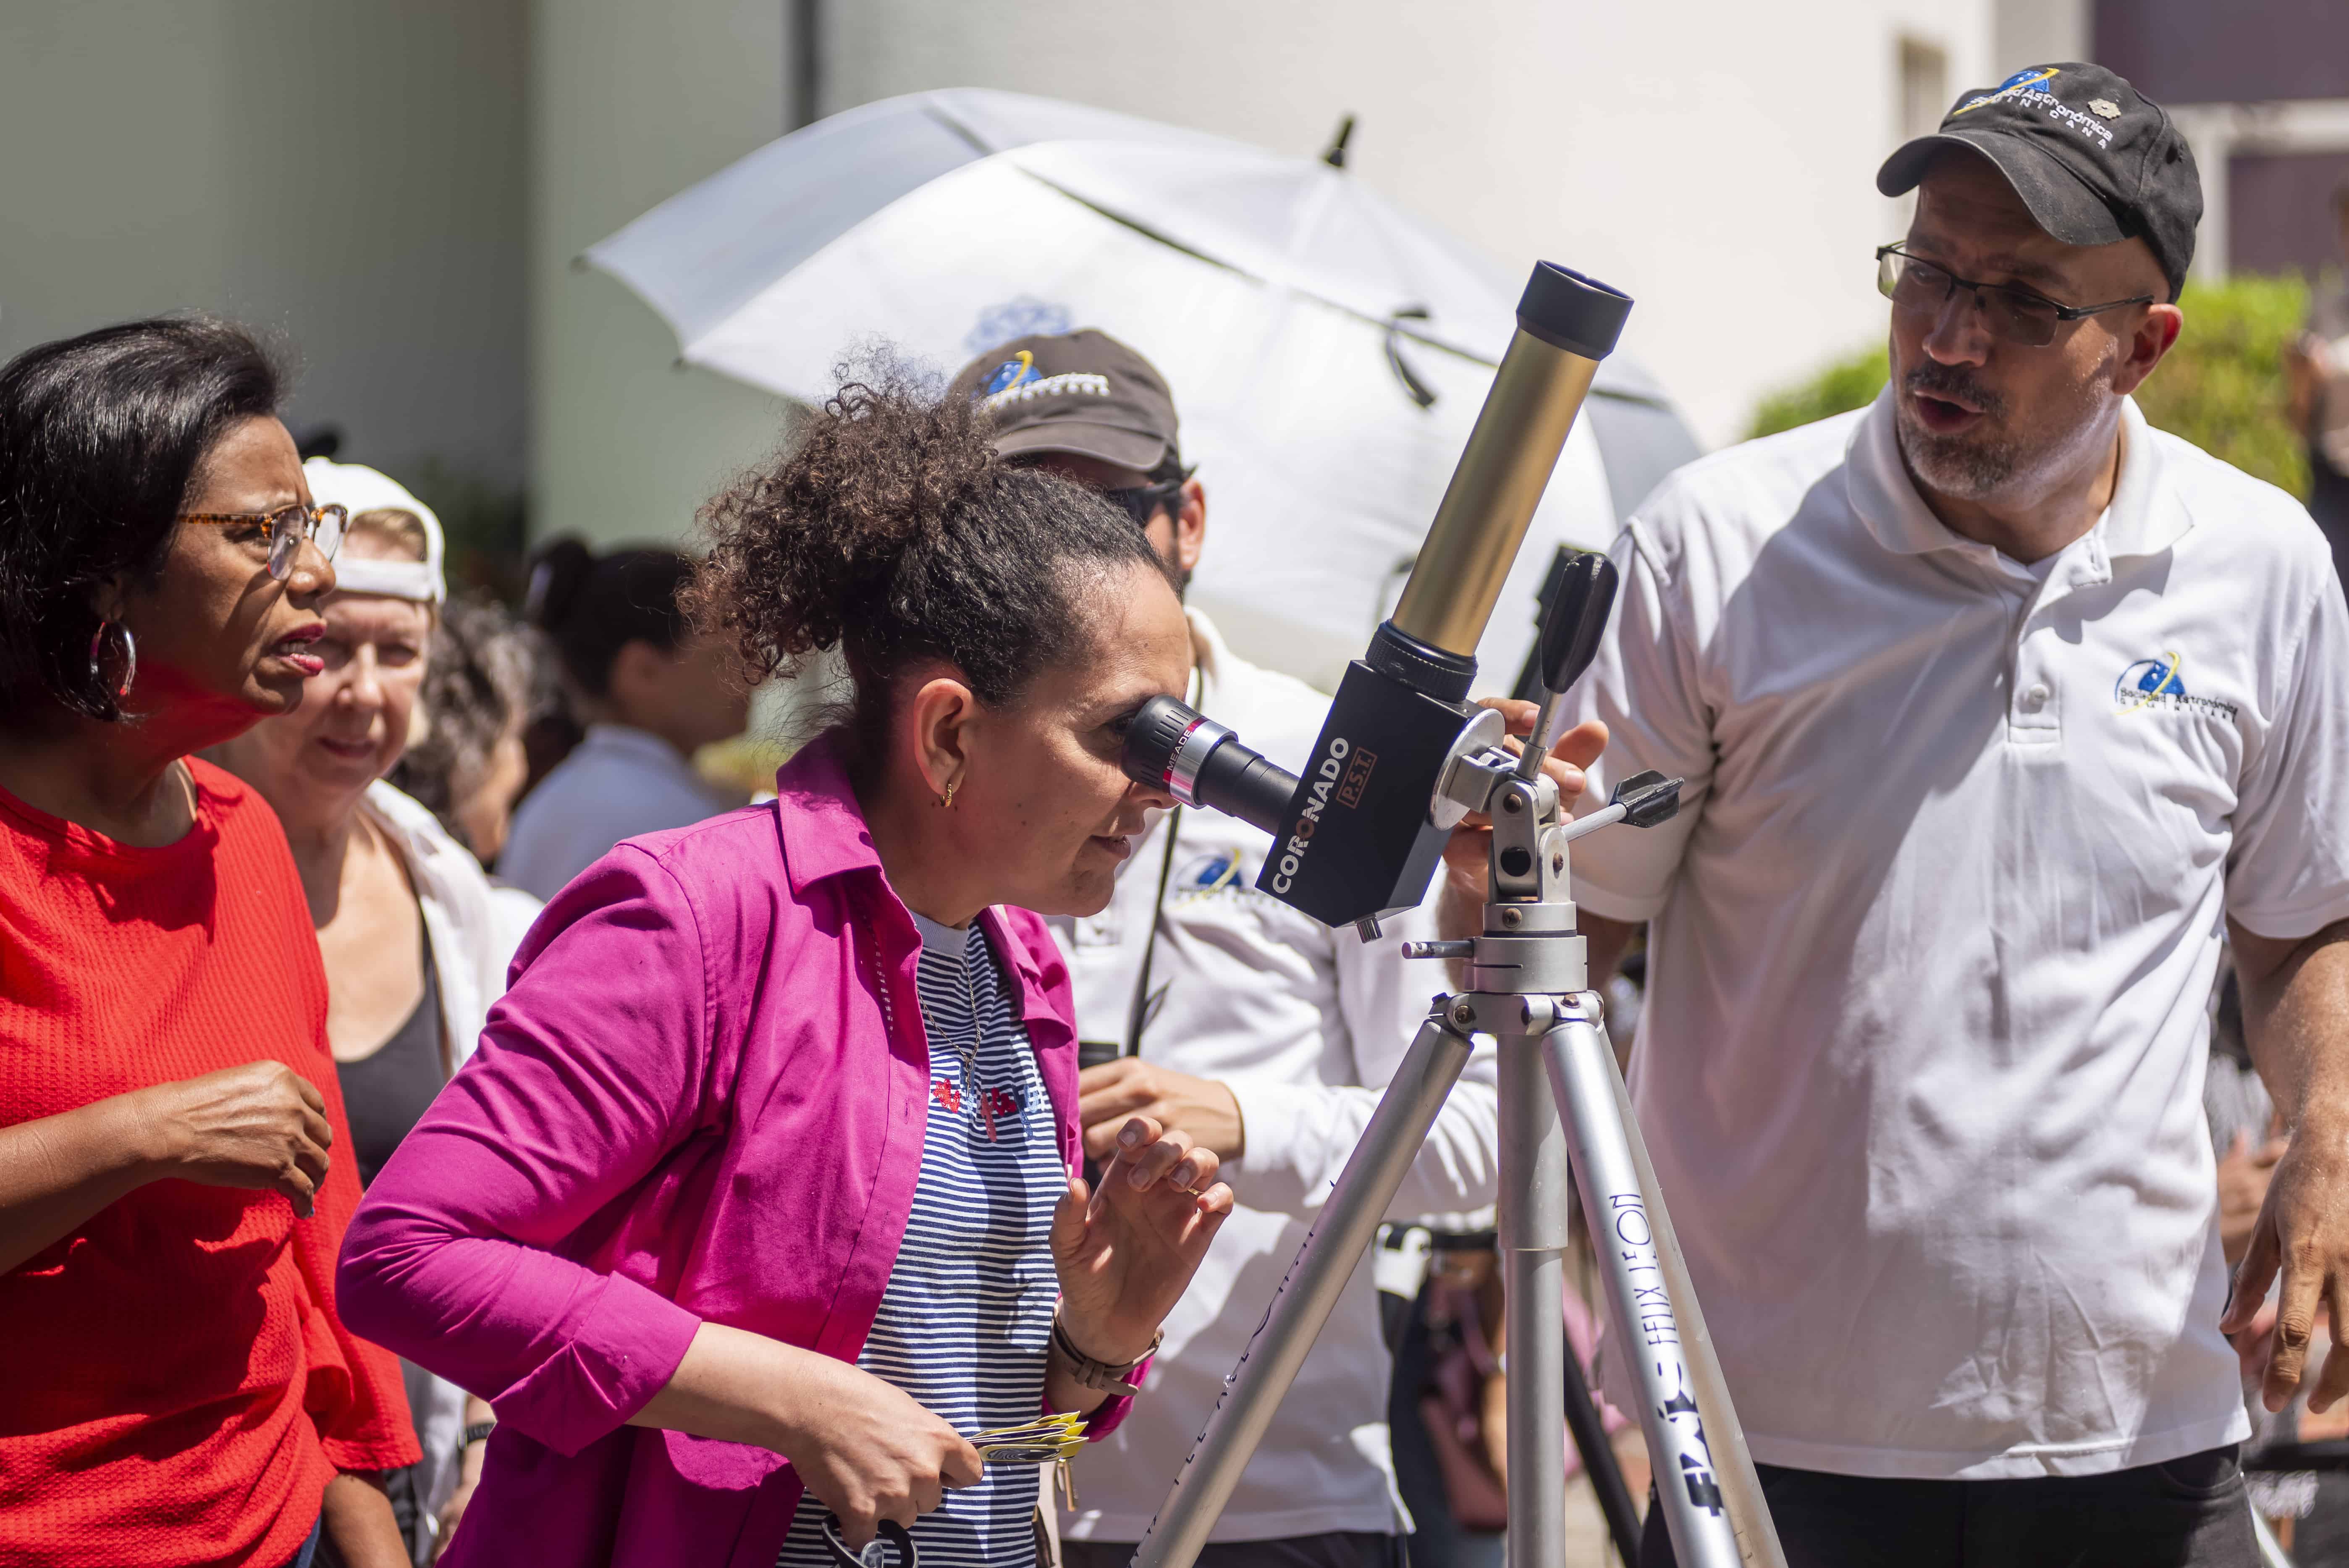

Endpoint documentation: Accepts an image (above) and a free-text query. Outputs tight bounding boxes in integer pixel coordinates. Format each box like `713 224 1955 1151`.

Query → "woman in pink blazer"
338 377 1234 1568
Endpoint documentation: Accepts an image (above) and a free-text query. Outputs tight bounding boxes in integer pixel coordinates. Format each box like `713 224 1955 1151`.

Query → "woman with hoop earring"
0 318 418 1568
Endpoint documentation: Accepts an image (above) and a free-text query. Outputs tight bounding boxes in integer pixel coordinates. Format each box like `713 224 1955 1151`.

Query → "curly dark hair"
0 316 282 724
690 370 1174 772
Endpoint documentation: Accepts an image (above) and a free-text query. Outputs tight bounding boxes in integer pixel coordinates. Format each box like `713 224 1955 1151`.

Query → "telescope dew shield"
1390 264 1633 661
1259 263 1632 928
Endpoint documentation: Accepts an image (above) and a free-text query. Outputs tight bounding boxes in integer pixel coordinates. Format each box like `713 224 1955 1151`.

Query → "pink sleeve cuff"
491 1266 704 1456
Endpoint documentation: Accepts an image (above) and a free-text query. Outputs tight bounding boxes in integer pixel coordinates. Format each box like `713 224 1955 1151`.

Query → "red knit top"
0 758 418 1568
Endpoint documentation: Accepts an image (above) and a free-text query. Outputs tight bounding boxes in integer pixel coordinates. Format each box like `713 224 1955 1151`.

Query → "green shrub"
1741 275 2312 497
1747 344 1888 439
2134 274 2309 496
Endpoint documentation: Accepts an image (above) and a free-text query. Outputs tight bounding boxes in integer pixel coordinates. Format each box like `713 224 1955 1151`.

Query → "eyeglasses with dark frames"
1104 476 1190 530
178 501 349 581
1875 244 2154 349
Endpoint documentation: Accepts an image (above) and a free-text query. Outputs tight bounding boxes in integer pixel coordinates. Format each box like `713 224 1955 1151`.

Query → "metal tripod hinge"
1126 704 1785 1568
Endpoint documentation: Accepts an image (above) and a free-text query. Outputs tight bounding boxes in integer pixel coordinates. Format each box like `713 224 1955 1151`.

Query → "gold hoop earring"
939 777 959 809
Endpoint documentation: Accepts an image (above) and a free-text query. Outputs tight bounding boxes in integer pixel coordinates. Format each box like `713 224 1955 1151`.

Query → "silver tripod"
1127 630 1788 1568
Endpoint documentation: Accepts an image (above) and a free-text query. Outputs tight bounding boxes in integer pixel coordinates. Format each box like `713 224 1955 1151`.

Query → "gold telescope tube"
1389 264 1632 662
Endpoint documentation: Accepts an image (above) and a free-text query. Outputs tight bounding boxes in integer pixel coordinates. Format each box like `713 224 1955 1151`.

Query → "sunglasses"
1104 478 1187 529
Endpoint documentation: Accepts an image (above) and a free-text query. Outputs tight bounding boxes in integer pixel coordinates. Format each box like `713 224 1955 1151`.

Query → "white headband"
301 457 446 604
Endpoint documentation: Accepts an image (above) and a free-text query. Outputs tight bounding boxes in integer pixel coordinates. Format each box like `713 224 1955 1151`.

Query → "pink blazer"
337 737 1135 1568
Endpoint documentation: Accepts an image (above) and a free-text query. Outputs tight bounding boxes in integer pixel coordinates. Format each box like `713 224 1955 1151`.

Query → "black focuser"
1540 551 1620 696
1119 695 1300 838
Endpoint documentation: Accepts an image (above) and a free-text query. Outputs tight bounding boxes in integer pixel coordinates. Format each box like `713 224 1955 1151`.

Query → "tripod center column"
1496 1019 1572 1568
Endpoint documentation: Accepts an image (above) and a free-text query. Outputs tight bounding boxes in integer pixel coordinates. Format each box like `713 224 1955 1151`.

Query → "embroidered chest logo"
2113 652 2239 721
1172 850 1249 902
931 1077 1028 1140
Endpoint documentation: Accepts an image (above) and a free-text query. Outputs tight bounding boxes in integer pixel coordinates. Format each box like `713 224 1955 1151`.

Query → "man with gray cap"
1562 64 2349 1567
948 333 1501 1568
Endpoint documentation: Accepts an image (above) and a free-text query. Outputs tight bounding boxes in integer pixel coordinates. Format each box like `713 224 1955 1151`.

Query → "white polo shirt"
1052 609 1499 1544
1568 389 2349 1480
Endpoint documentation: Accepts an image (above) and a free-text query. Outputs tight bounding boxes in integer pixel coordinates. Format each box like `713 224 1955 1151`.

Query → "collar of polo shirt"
1846 388 2193 566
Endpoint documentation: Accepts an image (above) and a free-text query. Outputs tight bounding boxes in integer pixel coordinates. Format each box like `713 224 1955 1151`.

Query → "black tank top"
336 941 443 1189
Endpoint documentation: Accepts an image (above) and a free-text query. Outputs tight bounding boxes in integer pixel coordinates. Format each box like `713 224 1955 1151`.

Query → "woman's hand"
1437 700 1607 944
1052 1114 1235 1382
628 1322 980 1552
141 1060 333 1218
773 1354 983 1550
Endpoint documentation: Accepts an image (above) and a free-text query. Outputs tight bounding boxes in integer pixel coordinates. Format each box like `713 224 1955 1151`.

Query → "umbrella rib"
921 102 1000 157
1009 166 1502 370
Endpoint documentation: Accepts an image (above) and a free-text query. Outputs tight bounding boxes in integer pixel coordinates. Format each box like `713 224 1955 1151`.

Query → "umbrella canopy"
588 87 1639 694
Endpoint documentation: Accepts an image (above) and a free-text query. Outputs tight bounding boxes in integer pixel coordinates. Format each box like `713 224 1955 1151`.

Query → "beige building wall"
0 0 528 488
527 0 799 548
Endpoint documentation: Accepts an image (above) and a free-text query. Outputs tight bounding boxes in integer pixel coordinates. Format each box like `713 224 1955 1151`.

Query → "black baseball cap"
948 330 1180 473
1877 63 2202 301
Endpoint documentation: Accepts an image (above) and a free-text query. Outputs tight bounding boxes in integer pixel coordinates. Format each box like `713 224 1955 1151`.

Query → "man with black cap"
1560 64 2349 1566
948 333 1502 1568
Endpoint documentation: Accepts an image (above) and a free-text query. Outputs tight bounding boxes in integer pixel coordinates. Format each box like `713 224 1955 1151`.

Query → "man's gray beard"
1896 408 2021 500
1893 348 2118 506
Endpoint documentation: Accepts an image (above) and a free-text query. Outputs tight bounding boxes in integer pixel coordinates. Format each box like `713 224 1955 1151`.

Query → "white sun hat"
302 456 446 604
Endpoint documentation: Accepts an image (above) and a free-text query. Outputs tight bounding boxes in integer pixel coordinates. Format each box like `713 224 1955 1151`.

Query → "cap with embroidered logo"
1876 62 2202 302
947 329 1180 474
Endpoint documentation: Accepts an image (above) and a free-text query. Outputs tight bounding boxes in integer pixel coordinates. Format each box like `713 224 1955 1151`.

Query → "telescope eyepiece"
1119 695 1299 838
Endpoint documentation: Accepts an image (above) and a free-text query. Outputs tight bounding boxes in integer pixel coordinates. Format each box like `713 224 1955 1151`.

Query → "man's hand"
2217 1127 2287 1267
1436 699 1607 942
2221 1121 2349 1412
1078 1058 1244 1162
2225 918 2349 1414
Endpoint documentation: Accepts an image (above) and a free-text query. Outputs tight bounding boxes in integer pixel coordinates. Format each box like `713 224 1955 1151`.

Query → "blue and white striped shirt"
778 910 1062 1568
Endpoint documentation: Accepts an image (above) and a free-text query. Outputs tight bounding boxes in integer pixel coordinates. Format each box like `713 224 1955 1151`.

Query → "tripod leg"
1497 1029 1571 1568
1590 1005 1787 1568
1542 1010 1747 1568
1131 1009 1477 1568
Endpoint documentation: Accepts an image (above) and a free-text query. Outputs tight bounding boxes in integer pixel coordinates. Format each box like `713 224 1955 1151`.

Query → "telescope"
1133 263 1636 934
1116 266 1788 1568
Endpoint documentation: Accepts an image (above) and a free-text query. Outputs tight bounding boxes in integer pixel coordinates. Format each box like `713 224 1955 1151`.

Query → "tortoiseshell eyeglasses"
178 501 348 581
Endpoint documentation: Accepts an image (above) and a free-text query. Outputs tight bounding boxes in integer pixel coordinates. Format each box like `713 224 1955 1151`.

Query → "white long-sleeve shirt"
1054 609 1499 1544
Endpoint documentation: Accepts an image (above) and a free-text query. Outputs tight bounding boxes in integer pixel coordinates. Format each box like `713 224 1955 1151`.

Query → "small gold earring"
939 777 959 809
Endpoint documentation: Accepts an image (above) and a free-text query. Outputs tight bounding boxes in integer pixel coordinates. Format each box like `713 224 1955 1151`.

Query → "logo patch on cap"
984 351 1039 398
2089 99 2121 119
1955 66 2060 115
977 370 1112 414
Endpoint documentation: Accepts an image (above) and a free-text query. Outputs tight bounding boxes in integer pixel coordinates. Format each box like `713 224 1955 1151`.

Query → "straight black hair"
0 316 283 723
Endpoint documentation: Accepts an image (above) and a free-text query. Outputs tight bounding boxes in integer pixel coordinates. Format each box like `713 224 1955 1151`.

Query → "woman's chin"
1041 866 1118 920
245 670 311 713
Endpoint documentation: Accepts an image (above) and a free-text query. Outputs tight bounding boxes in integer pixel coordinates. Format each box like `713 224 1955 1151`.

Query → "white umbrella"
587 87 1625 695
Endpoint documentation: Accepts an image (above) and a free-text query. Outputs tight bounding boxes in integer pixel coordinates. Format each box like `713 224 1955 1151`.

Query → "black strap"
1122 804 1184 1057
821 1517 917 1568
